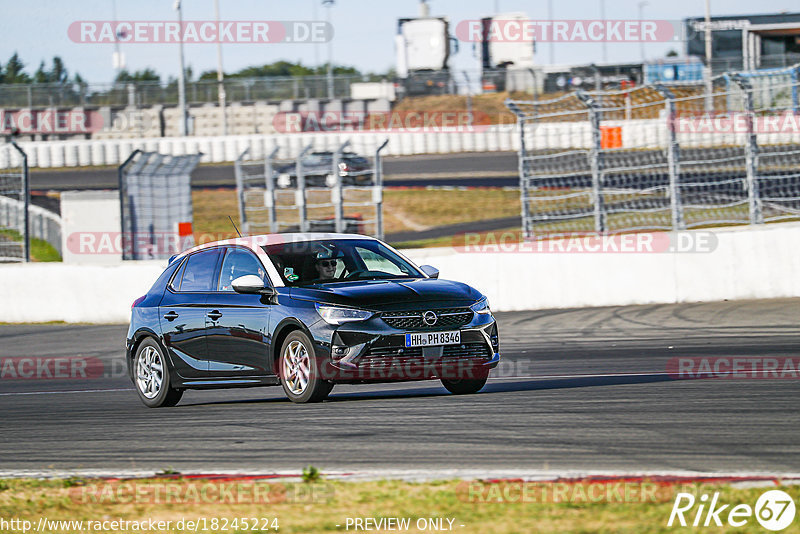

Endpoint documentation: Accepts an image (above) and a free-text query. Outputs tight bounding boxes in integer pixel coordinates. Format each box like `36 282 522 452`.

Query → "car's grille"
381 307 473 330
358 342 492 369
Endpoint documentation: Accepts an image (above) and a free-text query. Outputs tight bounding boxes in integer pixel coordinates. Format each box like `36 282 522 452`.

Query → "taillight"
131 295 146 309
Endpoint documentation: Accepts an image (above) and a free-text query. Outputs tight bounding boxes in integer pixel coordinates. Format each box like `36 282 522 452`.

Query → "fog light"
332 346 349 358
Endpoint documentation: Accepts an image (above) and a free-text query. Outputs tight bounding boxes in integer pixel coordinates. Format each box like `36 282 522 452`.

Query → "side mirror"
232 275 275 295
420 265 439 279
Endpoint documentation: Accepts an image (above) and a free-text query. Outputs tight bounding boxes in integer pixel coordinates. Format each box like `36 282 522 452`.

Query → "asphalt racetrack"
29 152 519 191
1 299 799 475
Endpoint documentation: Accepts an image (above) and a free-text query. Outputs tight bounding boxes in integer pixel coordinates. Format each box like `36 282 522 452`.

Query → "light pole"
548 0 554 64
704 0 713 111
323 0 335 100
111 0 124 79
637 1 648 62
312 0 320 74
214 0 227 135
174 0 188 136
600 0 607 63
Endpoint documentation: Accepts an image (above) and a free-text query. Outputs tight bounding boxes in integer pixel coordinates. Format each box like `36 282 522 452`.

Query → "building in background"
684 12 800 72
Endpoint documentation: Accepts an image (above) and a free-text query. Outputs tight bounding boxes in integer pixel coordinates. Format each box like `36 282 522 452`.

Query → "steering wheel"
344 270 393 280
343 269 368 280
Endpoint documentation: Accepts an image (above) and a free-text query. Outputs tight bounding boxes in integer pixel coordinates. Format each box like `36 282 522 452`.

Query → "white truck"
479 12 536 92
395 2 454 96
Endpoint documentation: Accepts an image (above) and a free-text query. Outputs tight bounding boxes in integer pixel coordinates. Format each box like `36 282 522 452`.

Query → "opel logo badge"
423 310 438 326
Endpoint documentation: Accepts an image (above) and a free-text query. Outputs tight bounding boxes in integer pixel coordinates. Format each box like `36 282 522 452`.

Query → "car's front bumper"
310 313 500 383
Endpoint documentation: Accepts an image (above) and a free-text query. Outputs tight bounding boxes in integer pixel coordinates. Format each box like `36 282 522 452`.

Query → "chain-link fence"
235 140 388 239
119 150 200 260
0 75 370 109
0 142 30 262
507 64 800 238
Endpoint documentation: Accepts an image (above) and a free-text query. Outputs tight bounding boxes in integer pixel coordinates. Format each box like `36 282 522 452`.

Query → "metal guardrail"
507 64 800 238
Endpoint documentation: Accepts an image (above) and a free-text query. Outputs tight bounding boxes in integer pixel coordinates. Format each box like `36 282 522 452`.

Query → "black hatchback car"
275 151 372 188
127 233 500 406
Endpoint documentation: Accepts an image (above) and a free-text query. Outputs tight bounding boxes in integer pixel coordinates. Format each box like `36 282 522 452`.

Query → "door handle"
208 310 223 321
163 311 179 321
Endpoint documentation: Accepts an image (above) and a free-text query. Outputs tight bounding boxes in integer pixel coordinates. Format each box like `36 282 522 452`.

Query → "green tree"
33 60 48 83
4 53 31 83
115 68 161 83
50 56 69 84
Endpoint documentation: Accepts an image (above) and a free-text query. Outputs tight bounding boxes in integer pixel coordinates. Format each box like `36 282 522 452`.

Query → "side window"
178 249 220 292
218 248 268 291
169 258 187 291
355 247 406 275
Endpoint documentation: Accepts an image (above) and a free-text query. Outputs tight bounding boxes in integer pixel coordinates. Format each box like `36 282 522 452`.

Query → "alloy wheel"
136 346 163 399
282 340 311 395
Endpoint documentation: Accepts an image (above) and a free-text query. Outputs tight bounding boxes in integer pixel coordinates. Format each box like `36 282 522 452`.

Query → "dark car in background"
276 151 373 188
127 233 500 407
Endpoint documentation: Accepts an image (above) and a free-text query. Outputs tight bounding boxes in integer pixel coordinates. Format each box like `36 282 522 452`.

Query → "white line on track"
0 373 674 397
0 388 134 396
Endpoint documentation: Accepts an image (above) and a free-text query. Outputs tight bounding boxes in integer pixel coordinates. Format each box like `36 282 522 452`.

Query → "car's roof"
172 233 379 263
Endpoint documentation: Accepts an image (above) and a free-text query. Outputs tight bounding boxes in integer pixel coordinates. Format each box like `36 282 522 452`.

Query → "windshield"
262 239 424 286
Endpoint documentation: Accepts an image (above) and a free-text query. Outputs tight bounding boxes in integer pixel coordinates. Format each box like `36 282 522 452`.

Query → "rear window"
174 249 220 292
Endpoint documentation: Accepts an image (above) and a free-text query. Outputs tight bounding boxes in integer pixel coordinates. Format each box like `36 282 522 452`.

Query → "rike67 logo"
668 490 796 531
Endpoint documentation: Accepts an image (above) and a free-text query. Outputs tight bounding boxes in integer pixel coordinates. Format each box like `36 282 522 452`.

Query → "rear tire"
279 331 333 403
441 370 489 395
134 338 183 408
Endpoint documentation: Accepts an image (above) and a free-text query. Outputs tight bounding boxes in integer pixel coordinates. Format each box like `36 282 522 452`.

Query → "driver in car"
314 256 338 280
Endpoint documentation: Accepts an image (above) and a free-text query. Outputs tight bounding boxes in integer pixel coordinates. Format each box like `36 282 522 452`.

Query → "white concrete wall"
0 261 165 323
403 223 800 311
5 115 800 169
61 191 122 264
1 223 799 323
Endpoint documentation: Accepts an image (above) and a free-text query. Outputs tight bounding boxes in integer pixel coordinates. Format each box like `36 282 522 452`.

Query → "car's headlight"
315 303 373 325
471 297 491 315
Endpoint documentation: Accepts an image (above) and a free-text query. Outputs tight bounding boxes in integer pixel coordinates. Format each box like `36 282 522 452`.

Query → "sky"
1 0 799 84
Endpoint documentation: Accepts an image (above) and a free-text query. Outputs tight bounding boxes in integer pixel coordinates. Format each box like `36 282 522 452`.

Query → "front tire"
441 370 489 395
279 331 333 403
134 338 183 408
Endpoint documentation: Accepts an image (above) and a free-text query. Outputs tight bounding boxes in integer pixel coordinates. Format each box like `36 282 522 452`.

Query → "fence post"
375 138 389 240
333 140 351 233
296 144 314 233
234 148 249 234
505 100 531 239
118 149 142 260
575 91 606 234
265 145 280 234
792 65 800 114
655 85 685 230
10 141 30 262
732 75 763 225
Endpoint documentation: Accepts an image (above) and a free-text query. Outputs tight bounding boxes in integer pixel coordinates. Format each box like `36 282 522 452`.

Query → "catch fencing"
119 150 200 260
0 143 31 261
507 64 800 238
235 140 388 239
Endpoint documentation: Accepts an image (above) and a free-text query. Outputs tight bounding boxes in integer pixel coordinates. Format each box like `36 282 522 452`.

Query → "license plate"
405 330 461 347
